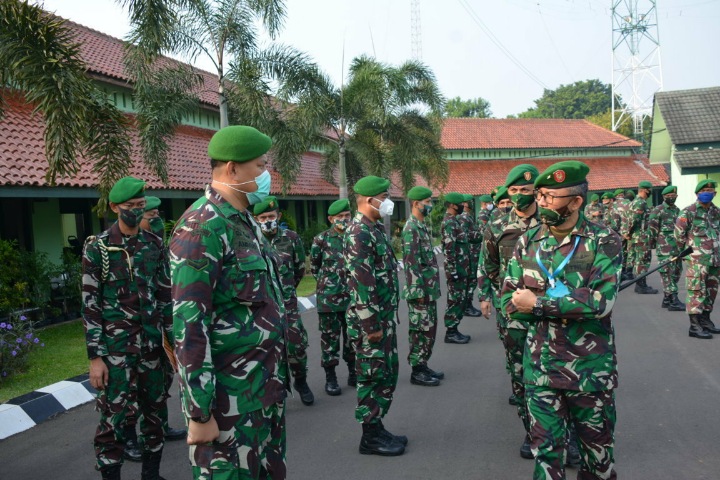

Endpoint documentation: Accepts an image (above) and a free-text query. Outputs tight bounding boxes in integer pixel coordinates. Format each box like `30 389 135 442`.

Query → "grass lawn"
0 319 88 404
296 275 317 297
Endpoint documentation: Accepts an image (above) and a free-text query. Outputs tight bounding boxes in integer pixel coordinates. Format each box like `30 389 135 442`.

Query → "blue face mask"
216 169 272 205
698 192 716 204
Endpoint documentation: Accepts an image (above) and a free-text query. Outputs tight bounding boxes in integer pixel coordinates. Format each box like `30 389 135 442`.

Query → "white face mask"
486 204 494 211
372 198 394 217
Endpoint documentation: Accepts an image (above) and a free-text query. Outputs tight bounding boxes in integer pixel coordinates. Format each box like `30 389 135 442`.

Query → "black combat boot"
324 366 341 396
520 434 533 459
668 294 685 312
359 423 405 456
347 362 357 387
508 394 519 406
164 426 187 441
444 327 470 344
566 425 581 468
140 451 166 480
122 425 142 462
377 419 408 446
293 375 315 405
661 293 672 309
423 365 445 380
410 365 440 386
699 312 720 334
689 315 712 339
464 305 481 317
100 465 121 480
634 277 658 294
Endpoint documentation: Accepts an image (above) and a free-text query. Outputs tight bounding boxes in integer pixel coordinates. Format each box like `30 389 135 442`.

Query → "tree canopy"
518 79 612 119
444 96 492 118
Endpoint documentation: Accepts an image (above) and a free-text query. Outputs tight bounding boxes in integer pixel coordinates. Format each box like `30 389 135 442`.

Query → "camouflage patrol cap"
407 186 433 201
638 180 653 189
625 190 636 200
109 176 146 204
208 125 272 163
614 189 625 198
590 193 599 202
695 179 717 193
144 196 161 211
601 191 614 200
328 199 350 216
354 176 390 196
661 185 677 195
495 186 509 202
534 161 589 189
479 194 493 203
253 195 279 215
505 164 539 187
444 192 465 205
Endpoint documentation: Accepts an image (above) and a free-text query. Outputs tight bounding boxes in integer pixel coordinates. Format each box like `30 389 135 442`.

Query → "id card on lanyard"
536 236 581 298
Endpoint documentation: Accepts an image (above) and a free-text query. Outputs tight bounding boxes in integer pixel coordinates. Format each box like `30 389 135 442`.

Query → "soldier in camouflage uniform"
402 186 444 387
583 193 603 223
477 194 494 232
675 179 720 339
254 196 314 406
648 186 685 311
461 194 483 317
310 199 356 396
622 181 659 294
490 186 514 222
344 176 405 456
169 126 289 479
82 177 172 480
598 192 614 226
478 164 542 459
442 192 472 344
502 161 621 480
607 189 632 281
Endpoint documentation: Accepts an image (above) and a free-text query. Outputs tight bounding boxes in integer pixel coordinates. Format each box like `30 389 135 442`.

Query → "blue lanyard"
535 236 581 288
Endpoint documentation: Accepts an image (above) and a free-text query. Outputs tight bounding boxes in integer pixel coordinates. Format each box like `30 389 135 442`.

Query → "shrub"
299 220 328 255
0 312 44 382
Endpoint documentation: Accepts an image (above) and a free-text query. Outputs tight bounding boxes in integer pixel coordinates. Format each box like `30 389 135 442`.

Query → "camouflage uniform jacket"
584 202 604 223
461 212 483 259
310 228 350 313
476 209 491 234
675 201 720 267
647 202 680 254
169 186 288 418
401 214 440 301
344 212 399 335
82 222 172 359
501 215 622 392
620 197 650 239
478 208 541 321
607 199 629 233
268 228 306 307
441 214 470 279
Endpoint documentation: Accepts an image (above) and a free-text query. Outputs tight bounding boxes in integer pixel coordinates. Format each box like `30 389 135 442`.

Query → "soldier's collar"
206 185 245 220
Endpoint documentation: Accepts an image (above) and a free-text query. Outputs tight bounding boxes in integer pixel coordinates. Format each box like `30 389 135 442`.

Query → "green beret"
534 161 589 189
253 195 279 215
479 194 493 203
354 176 390 196
505 164 539 187
109 176 145 204
144 196 161 211
407 186 433 201
328 199 350 216
444 192 464 205
638 180 653 189
208 125 272 163
614 189 625 198
695 179 718 193
463 194 474 203
495 186 509 202
601 192 613 200
590 193 599 202
662 185 677 195
625 190 635 200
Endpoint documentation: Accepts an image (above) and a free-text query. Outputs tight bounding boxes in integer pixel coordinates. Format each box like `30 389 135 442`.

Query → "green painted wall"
31 199 63 264
671 161 720 209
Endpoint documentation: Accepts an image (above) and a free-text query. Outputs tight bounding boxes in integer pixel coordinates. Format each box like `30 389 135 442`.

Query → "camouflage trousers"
630 237 652 277
318 311 355 368
348 314 399 424
444 276 467 329
621 238 630 271
685 261 719 315
526 385 616 480
465 257 480 308
657 254 682 295
407 300 438 367
190 401 286 480
126 354 174 434
504 327 530 434
94 350 166 470
286 304 309 379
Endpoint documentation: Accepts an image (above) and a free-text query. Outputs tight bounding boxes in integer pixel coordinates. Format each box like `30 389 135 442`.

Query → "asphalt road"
2 267 720 479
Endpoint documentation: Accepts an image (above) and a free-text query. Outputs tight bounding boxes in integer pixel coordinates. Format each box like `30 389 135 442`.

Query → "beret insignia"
553 170 566 183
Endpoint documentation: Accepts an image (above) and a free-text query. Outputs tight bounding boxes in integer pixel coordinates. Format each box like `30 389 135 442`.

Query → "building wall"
671 160 720 209
31 199 64 264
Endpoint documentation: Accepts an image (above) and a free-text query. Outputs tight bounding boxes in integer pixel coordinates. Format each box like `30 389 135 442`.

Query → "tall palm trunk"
338 138 348 199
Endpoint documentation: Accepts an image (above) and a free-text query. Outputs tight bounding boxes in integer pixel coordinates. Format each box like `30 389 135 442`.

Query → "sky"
39 0 720 118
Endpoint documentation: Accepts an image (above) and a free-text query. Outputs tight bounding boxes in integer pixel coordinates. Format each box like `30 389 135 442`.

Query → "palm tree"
0 0 133 211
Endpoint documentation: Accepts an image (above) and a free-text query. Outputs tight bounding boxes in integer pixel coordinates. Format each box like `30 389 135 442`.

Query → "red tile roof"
441 118 642 150
416 157 667 196
0 91 340 197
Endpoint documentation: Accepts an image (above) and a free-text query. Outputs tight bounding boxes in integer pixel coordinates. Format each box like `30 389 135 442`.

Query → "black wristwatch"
191 413 212 424
532 297 544 317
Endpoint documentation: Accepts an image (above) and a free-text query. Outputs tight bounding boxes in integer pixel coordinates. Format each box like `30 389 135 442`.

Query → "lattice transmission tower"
611 0 664 136
411 0 422 60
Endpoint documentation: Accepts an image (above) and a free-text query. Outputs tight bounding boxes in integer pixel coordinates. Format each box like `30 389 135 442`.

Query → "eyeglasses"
534 190 577 205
